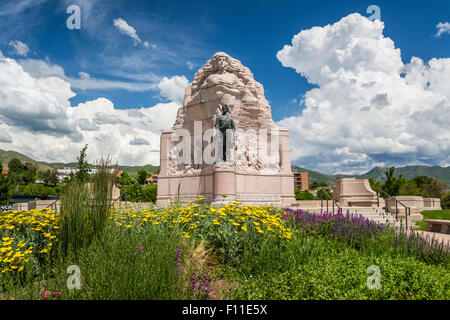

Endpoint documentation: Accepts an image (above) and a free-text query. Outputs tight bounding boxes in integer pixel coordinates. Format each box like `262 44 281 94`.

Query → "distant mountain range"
0 149 159 176
1 149 448 183
292 165 450 185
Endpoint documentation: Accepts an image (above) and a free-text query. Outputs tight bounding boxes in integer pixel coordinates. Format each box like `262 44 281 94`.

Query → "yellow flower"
40 248 48 254
241 225 247 232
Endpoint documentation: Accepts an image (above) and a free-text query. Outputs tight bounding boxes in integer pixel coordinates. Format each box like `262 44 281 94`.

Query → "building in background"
293 171 309 191
144 174 158 186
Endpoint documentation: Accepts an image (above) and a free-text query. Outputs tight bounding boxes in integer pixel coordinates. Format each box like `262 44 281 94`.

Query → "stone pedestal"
157 163 295 207
333 178 378 206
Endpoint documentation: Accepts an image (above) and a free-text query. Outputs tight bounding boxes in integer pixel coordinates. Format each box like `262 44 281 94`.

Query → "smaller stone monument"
333 178 378 206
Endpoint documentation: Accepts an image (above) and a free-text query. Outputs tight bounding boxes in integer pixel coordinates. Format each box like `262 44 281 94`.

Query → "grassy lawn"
416 210 450 231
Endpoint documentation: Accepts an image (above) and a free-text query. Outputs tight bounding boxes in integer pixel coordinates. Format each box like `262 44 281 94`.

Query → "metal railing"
112 190 128 208
45 199 60 213
318 188 341 214
376 188 410 230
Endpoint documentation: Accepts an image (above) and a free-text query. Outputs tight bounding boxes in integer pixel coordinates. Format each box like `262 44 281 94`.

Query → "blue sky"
2 0 448 119
0 0 449 173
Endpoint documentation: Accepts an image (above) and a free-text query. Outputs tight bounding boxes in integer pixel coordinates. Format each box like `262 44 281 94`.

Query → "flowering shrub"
0 209 58 273
111 200 292 240
283 208 388 246
283 208 449 264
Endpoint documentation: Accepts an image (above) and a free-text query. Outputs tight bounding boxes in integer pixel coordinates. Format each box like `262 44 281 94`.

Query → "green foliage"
136 168 150 185
119 171 134 185
442 192 450 210
383 167 405 196
0 174 9 204
8 158 24 175
39 169 58 186
309 181 327 190
76 145 90 182
142 184 157 203
398 180 423 196
69 225 183 299
59 158 114 259
369 169 447 198
368 177 383 192
295 189 315 200
423 179 448 198
316 188 333 200
413 176 434 189
230 235 449 300
119 183 157 203
15 183 61 196
125 183 143 202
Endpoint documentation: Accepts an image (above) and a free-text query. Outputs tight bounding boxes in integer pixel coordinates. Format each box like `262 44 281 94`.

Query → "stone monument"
157 52 295 207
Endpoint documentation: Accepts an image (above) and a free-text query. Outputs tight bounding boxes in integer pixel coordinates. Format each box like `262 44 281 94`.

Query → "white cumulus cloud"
277 13 450 174
158 75 189 104
0 53 181 165
9 40 30 56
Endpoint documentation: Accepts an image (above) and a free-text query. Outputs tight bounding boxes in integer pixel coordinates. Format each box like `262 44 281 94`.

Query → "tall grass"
62 224 184 300
58 157 115 259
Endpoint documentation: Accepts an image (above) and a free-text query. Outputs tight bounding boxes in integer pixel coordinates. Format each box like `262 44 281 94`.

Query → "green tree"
441 191 450 210
142 184 157 203
413 176 433 189
382 167 405 196
21 163 37 184
126 182 143 202
0 174 10 204
295 189 315 200
398 180 423 196
316 188 333 200
309 181 327 190
136 168 150 185
8 158 24 174
119 171 134 185
41 169 58 186
368 177 383 192
76 144 90 182
423 179 448 198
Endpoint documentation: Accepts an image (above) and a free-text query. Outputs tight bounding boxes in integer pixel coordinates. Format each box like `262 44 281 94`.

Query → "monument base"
156 164 295 208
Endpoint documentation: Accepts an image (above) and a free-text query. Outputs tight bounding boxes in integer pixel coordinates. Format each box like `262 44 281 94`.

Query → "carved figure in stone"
215 104 235 162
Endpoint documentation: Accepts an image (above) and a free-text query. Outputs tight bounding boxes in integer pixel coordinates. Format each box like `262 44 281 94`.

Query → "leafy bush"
440 191 450 209
142 184 157 203
295 189 315 200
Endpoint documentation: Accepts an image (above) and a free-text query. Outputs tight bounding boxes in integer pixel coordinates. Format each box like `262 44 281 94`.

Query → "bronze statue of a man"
215 104 235 162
